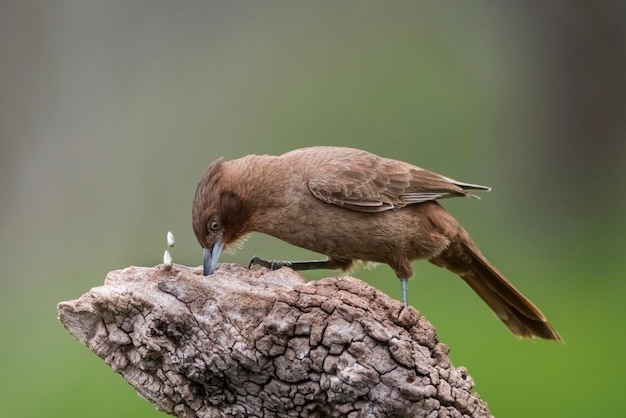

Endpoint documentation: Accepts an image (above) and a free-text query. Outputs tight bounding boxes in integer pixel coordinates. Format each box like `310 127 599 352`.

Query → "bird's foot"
248 256 292 270
249 257 336 271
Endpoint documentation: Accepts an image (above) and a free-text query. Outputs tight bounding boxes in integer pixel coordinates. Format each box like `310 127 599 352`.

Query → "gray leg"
400 278 408 306
249 256 336 271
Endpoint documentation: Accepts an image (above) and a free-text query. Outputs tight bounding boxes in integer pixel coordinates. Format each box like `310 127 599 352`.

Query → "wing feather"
303 147 489 213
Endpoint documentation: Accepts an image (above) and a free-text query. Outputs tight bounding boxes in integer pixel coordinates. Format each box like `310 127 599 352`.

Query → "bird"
192 146 561 341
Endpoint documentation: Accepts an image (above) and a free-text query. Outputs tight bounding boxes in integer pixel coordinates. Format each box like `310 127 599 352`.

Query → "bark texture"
57 263 492 418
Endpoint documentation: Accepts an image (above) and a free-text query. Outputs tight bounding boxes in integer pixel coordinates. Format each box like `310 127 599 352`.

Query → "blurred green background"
1 1 625 417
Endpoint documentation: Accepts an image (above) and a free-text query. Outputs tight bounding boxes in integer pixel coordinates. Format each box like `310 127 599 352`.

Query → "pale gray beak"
203 240 224 275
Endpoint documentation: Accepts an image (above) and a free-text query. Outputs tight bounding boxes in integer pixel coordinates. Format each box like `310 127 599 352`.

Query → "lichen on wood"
57 263 492 418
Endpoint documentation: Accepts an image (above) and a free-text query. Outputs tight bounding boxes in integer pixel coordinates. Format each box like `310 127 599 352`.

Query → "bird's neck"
225 155 291 232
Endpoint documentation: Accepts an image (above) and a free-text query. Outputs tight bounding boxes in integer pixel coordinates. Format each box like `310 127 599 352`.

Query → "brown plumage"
192 146 561 341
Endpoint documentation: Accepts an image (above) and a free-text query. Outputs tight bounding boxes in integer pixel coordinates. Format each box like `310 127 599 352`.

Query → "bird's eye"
209 220 220 231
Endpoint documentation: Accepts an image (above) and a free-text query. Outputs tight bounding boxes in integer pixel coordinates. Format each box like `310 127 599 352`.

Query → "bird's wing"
306 149 490 213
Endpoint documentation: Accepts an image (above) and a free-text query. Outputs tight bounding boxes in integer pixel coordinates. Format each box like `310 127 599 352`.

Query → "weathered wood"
57 263 492 418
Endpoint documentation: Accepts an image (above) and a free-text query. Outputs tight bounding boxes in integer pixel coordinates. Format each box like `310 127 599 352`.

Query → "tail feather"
431 231 561 342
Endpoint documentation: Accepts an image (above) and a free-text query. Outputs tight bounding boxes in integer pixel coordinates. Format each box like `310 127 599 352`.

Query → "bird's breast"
254 197 450 264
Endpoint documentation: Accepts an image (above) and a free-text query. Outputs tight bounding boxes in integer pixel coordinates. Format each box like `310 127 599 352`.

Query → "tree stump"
57 263 493 418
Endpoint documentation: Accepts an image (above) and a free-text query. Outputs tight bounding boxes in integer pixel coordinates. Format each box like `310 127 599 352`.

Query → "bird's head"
192 158 250 275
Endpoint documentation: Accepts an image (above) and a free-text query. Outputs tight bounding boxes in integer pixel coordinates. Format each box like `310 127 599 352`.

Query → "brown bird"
192 146 560 341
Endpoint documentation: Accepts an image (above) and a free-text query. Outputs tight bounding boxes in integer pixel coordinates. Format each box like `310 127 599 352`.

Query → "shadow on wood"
57 263 492 418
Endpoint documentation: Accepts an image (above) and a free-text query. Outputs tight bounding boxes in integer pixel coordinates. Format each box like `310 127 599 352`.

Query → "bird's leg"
400 279 408 306
249 256 336 271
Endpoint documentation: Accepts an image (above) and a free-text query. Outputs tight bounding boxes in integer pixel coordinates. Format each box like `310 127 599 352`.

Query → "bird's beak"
203 240 224 275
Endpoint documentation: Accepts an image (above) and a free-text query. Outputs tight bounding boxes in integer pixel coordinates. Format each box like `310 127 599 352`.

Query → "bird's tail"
431 228 561 341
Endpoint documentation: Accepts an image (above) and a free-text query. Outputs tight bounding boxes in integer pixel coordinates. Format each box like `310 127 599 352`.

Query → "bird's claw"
248 256 265 269
249 256 291 270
